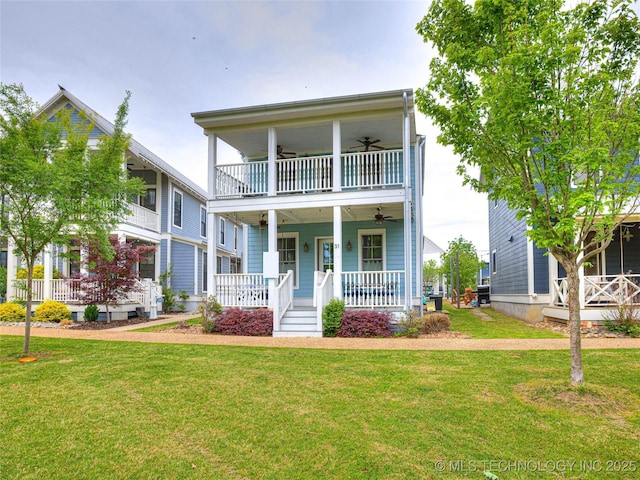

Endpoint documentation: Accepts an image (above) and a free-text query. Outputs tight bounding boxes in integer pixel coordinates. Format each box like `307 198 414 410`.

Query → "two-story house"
4 87 242 316
192 89 425 336
489 197 640 325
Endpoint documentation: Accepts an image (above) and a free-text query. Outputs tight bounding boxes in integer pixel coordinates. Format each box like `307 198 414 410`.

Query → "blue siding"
171 241 194 292
52 104 104 139
489 199 529 294
533 243 549 293
247 220 408 299
130 169 157 185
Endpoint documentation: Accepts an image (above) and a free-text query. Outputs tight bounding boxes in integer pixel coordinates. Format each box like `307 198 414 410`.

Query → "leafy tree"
417 0 640 385
440 237 484 294
422 259 440 291
0 84 144 353
75 237 155 322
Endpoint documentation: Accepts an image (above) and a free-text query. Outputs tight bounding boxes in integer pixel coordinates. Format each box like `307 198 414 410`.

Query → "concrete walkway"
2 316 640 350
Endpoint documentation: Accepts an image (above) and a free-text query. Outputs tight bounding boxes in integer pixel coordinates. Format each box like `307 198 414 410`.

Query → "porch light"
346 240 352 251
623 226 634 242
303 242 309 252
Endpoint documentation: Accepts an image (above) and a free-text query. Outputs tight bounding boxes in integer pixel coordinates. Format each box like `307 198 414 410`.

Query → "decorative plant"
0 302 26 322
0 265 7 299
215 308 273 336
337 310 392 338
158 266 187 312
33 300 72 323
198 295 222 333
74 237 155 322
322 298 344 337
83 305 99 322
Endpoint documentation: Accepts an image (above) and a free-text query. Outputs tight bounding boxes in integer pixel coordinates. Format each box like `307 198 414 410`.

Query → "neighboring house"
5 87 242 316
489 197 640 324
192 89 425 336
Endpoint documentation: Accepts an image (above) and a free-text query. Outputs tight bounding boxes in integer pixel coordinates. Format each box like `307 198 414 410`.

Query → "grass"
1 335 639 479
445 304 567 339
132 317 202 332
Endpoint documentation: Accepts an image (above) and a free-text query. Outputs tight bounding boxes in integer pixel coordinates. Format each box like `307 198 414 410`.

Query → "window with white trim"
219 217 226 246
492 249 497 274
173 189 183 228
359 229 385 271
200 207 207 238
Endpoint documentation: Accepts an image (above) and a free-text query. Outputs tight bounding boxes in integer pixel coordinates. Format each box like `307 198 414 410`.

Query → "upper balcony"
215 149 403 199
123 203 160 232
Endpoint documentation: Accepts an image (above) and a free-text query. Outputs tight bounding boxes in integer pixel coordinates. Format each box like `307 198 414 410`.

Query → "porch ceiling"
219 202 405 228
192 89 416 160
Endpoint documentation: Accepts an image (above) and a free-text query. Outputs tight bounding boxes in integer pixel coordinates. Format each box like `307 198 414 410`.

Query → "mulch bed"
69 317 152 330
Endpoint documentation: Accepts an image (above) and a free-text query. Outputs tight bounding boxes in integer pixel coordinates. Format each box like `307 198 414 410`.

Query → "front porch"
9 278 162 320
213 270 407 337
546 274 640 324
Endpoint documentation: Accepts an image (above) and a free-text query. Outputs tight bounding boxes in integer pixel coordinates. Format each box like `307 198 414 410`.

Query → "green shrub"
0 302 26 322
33 300 72 323
322 298 344 337
199 295 223 333
338 310 393 338
83 305 99 322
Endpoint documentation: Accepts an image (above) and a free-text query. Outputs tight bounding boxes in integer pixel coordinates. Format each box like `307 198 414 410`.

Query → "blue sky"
1 0 491 255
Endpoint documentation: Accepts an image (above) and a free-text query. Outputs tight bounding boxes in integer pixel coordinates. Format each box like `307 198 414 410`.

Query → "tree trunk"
565 261 584 386
22 262 34 355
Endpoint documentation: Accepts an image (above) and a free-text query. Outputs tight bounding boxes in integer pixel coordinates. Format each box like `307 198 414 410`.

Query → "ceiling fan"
374 207 396 225
277 145 297 159
350 137 384 152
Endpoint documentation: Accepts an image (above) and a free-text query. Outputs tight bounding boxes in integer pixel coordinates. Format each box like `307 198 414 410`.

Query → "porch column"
207 211 217 298
43 245 52 301
208 133 217 199
333 206 343 299
332 121 341 192
207 133 218 297
6 238 17 299
266 209 279 310
402 91 413 310
268 128 277 196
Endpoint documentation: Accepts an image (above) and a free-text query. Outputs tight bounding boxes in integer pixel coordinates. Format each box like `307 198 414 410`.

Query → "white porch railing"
341 270 404 307
552 274 640 307
11 278 150 305
273 270 294 332
342 150 403 188
276 156 333 193
214 274 268 308
314 270 334 333
125 203 159 231
215 162 268 198
214 150 403 198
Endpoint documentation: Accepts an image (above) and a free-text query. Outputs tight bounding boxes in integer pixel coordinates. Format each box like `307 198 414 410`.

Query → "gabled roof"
423 236 445 255
40 86 207 201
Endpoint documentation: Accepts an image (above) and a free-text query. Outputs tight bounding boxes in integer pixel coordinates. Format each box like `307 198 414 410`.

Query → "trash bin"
477 285 490 305
430 294 443 311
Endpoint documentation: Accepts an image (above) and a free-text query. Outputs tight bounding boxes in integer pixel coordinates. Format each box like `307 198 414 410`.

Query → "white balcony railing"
125 203 159 232
552 274 640 307
214 150 403 198
342 150 403 189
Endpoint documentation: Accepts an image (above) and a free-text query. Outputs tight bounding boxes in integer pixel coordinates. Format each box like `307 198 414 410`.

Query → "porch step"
274 308 322 338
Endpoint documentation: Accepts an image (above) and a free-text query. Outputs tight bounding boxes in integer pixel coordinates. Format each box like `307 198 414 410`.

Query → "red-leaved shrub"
215 308 273 336
337 309 393 338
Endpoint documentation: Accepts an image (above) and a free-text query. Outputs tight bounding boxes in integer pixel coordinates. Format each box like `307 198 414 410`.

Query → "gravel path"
2 314 640 351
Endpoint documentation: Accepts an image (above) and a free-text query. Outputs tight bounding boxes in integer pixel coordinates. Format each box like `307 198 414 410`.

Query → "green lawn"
1 336 639 479
445 304 567 338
